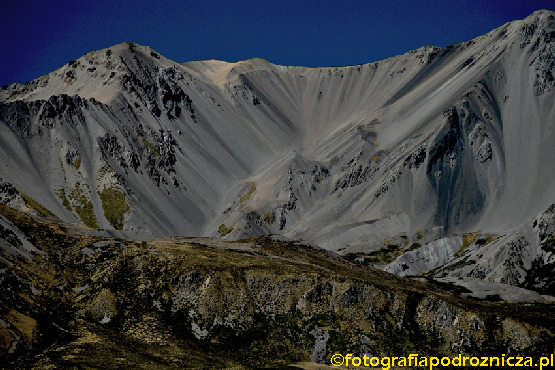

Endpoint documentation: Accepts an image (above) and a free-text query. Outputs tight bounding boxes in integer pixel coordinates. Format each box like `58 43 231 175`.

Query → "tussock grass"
98 186 129 230
17 190 58 219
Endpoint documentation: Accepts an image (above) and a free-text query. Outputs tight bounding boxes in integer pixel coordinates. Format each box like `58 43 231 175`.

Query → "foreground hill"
1 204 554 367
1 11 555 310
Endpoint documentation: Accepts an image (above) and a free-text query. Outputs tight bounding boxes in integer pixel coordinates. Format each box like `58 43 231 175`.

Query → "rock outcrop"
0 204 553 368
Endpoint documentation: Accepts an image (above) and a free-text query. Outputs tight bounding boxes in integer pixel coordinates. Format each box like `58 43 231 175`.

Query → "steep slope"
209 9 555 253
0 11 554 256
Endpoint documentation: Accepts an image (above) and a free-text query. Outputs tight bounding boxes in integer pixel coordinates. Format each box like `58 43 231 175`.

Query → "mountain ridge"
0 9 554 257
3 9 555 366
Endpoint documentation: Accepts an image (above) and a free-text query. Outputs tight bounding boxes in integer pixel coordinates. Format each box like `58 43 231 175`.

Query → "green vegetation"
406 242 422 252
344 244 403 265
97 165 115 180
456 231 480 257
239 182 256 208
263 211 274 224
462 232 479 249
17 190 58 219
88 289 118 321
69 182 98 229
143 139 160 157
416 230 423 240
371 155 381 162
56 188 72 212
98 186 129 230
218 224 233 236
72 155 81 171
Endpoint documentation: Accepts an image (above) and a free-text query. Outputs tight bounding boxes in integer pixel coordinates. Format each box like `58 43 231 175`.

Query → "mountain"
2 9 555 368
1 11 555 296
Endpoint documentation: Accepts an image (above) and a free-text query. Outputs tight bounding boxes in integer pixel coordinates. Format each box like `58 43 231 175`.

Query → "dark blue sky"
1 0 553 87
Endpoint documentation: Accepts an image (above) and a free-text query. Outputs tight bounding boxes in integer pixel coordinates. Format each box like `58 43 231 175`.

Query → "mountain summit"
1 10 554 253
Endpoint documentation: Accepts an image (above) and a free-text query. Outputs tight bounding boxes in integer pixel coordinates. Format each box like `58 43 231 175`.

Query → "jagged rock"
385 236 463 276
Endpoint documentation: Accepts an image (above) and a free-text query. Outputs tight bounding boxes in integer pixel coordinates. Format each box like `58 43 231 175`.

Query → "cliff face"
1 204 553 368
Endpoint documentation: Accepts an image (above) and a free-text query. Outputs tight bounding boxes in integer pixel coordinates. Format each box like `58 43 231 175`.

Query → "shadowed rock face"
0 204 554 368
0 12 555 289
